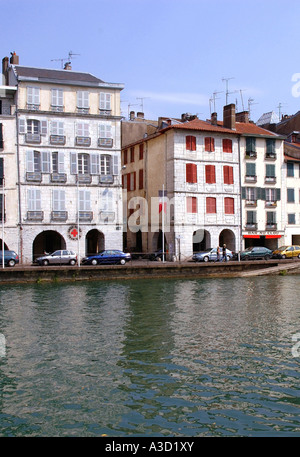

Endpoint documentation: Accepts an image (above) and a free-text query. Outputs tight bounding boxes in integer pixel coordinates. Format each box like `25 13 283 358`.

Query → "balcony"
27 211 43 221
98 138 113 148
265 201 277 208
245 200 257 207
26 172 42 182
245 175 257 183
77 174 92 184
99 109 111 116
266 223 277 230
75 136 91 146
245 151 257 159
265 176 276 184
51 173 67 183
245 222 257 230
25 133 41 144
51 211 68 222
50 135 66 145
100 211 115 222
99 174 114 184
265 152 276 160
78 211 93 222
77 107 90 114
51 105 64 112
26 104 40 111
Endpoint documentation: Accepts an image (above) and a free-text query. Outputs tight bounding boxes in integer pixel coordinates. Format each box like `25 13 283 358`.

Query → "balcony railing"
245 200 257 207
77 174 92 184
98 138 113 148
77 107 90 114
245 222 257 230
51 211 68 221
265 152 276 160
25 133 41 144
78 211 93 222
50 135 66 145
265 176 276 184
27 211 43 221
27 104 40 111
99 174 114 184
51 173 67 183
100 211 115 222
75 136 91 146
26 172 42 182
245 175 257 183
51 105 64 112
245 151 257 159
266 223 277 230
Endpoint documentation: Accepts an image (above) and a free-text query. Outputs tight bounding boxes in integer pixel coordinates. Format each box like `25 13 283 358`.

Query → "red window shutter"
133 171 136 191
127 173 130 191
205 137 215 152
223 166 233 184
139 143 144 160
186 163 197 183
186 135 196 151
122 175 124 189
206 197 216 213
225 197 234 214
187 196 197 213
205 165 216 183
139 169 143 189
130 147 134 162
123 149 128 165
223 138 232 153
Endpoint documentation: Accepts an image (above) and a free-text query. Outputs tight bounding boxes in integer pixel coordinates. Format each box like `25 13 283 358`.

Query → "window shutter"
26 150 34 172
127 173 131 191
206 197 216 213
0 158 3 186
70 152 77 174
41 151 50 173
41 120 47 135
276 188 281 201
186 163 196 183
19 118 25 134
0 124 2 148
58 152 64 173
223 139 232 153
224 166 233 184
266 164 275 177
90 154 99 175
139 169 143 189
205 137 210 151
225 197 234 214
139 143 144 160
205 165 215 183
113 155 119 175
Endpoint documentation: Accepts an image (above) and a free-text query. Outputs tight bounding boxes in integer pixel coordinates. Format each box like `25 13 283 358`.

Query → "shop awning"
243 235 260 238
265 235 281 239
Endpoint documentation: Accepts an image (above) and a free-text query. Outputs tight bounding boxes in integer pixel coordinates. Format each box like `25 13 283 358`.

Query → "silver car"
192 247 233 262
35 250 77 266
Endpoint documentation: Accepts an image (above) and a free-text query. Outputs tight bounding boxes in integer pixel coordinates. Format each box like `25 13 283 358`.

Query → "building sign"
68 225 82 240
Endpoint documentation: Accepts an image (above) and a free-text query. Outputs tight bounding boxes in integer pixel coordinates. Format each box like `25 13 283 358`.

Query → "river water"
0 275 299 437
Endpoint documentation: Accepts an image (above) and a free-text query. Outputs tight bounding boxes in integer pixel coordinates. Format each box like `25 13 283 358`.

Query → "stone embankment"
0 259 299 284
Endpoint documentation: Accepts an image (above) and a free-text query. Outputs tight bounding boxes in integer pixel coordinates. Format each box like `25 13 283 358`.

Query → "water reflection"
0 277 299 436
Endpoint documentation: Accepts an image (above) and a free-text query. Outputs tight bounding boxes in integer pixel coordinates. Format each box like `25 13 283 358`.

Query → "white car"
35 250 77 266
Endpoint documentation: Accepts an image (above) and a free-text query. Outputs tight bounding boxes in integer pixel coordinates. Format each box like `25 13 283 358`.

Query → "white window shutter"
41 121 47 135
58 152 64 173
91 154 99 175
26 150 34 172
113 155 119 175
70 152 77 174
41 151 50 173
19 118 25 134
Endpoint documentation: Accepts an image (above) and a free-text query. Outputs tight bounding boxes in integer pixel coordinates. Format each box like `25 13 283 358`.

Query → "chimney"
64 62 72 70
9 52 19 65
211 112 218 126
136 112 144 119
2 57 9 85
129 111 135 121
223 104 236 130
236 111 249 123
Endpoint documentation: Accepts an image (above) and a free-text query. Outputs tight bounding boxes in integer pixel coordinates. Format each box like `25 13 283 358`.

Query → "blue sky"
2 0 300 122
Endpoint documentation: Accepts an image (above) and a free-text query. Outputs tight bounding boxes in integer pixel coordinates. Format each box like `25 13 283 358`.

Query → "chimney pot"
129 111 135 120
64 62 72 70
236 111 249 123
211 112 218 125
9 52 19 65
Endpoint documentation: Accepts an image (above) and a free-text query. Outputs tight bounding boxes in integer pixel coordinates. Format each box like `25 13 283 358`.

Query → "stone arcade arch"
219 229 235 252
0 240 9 251
32 230 66 261
193 229 211 252
85 229 105 255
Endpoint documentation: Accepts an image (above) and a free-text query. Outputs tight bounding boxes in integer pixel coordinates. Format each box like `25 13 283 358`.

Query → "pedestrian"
215 246 221 262
222 244 227 262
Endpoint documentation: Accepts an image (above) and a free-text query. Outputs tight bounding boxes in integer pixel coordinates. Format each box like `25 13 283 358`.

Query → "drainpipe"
15 92 23 264
238 136 242 261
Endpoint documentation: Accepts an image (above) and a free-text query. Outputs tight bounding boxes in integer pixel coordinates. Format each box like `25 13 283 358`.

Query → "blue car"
0 250 19 267
82 250 131 266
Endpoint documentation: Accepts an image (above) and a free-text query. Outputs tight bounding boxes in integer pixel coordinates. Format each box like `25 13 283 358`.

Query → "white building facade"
3 53 124 264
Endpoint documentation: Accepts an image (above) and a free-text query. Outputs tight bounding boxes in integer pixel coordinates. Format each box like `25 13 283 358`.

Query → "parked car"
148 249 165 261
82 250 131 265
237 246 273 261
35 250 77 266
272 245 300 259
192 247 233 262
0 250 19 267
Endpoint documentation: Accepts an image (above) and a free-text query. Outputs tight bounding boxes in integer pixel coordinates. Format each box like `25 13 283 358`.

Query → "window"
246 137 256 155
0 158 3 186
186 163 197 183
246 210 257 225
186 135 196 151
223 138 232 153
130 172 136 191
205 137 215 152
76 123 89 138
206 197 216 213
130 147 135 163
246 163 256 181
50 121 64 136
266 211 276 226
223 166 233 184
224 197 234 214
79 189 91 211
0 194 5 222
287 162 294 177
78 153 90 174
101 188 113 211
187 196 197 213
139 169 143 189
288 213 296 224
100 92 111 112
77 91 89 111
266 138 276 157
101 155 111 175
245 187 257 202
139 143 144 160
266 164 275 179
28 189 41 211
27 87 40 108
205 165 216 183
123 149 128 165
53 190 65 211
265 188 276 203
51 89 63 111
27 119 40 135
287 188 295 202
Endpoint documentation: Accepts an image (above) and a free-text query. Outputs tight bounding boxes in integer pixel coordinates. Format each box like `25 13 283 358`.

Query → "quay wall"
0 260 299 285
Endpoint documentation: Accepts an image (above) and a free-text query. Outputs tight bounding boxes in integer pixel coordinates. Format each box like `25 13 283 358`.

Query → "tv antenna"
51 50 80 68
239 89 247 111
222 77 235 105
277 102 288 120
212 90 223 112
248 97 258 119
136 97 150 113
